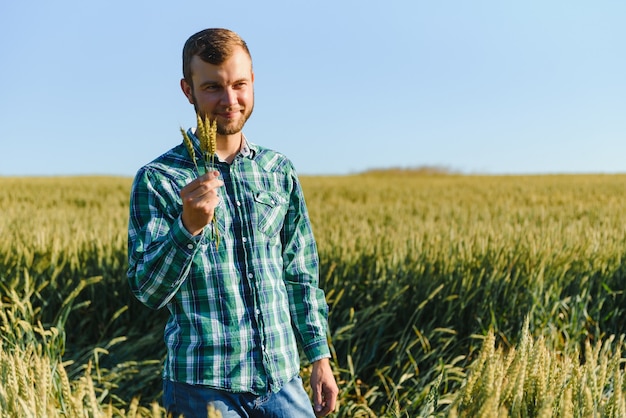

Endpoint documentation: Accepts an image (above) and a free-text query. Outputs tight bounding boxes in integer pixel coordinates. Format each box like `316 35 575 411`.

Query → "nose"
220 87 238 106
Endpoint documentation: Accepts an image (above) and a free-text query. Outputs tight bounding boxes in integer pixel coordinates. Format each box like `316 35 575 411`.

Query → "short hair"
182 28 252 85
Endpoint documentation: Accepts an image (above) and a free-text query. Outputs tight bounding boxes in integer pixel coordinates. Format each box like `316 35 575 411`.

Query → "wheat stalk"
57 361 78 416
180 128 199 173
197 114 220 249
207 116 217 164
197 113 217 172
196 113 207 152
180 115 220 249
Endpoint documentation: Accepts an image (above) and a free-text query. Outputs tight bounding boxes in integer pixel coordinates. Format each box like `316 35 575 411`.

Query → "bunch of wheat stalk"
0 299 223 418
448 318 626 417
181 114 220 249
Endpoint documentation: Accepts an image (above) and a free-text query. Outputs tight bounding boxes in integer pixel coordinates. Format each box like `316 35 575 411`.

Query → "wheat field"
1 173 625 417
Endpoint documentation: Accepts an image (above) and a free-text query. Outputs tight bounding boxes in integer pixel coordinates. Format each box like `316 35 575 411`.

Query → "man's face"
181 47 254 136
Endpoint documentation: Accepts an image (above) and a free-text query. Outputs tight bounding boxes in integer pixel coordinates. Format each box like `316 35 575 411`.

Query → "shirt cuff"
170 216 202 254
303 338 331 363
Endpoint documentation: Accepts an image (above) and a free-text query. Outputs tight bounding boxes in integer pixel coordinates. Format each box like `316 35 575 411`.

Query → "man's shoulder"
134 143 194 182
248 142 295 174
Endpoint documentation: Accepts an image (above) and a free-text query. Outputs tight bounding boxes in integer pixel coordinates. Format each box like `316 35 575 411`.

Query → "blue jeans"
163 376 317 418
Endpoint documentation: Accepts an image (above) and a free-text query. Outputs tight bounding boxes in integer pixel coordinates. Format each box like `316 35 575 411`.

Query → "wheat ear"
204 116 219 249
193 114 221 249
181 128 199 173
196 113 207 151
197 114 217 170
209 117 217 171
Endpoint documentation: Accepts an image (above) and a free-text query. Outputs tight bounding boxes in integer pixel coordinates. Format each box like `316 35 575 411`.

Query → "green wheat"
180 114 220 249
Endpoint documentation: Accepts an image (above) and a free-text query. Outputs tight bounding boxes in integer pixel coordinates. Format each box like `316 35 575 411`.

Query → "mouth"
217 109 242 120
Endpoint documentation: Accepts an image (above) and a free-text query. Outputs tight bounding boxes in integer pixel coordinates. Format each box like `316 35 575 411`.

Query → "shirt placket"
228 160 273 393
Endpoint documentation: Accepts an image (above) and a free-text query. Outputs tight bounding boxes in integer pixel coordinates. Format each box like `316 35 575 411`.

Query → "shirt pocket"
254 191 289 238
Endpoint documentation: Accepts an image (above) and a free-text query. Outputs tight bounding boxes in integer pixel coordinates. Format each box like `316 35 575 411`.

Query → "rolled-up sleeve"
127 167 201 310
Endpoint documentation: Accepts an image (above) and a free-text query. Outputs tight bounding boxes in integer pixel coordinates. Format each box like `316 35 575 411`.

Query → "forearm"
127 167 196 309
286 283 331 361
311 357 338 416
282 173 331 361
128 215 198 309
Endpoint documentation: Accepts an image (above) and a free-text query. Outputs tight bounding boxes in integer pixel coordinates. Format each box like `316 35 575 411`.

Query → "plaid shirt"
127 130 330 395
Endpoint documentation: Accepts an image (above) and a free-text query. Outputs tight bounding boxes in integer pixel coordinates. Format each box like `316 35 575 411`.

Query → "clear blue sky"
1 1 625 177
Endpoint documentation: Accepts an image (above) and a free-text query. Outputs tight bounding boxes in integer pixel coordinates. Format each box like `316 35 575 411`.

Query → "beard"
216 102 254 135
192 94 254 136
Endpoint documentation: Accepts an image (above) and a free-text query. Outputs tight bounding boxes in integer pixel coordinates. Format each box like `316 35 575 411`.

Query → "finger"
199 171 223 191
184 170 220 187
312 384 323 414
316 383 338 417
322 387 337 415
315 403 331 417
181 179 222 215
314 397 331 416
199 170 220 181
182 174 223 200
314 393 333 416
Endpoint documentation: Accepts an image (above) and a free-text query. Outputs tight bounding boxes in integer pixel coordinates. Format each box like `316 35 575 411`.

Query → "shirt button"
242 237 247 243
187 243 194 250
255 309 261 315
236 201 241 206
248 273 254 279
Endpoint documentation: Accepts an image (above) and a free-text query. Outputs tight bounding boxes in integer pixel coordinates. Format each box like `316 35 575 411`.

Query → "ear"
180 78 194 104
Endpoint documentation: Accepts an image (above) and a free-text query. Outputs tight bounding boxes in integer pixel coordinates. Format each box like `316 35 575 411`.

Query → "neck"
216 133 243 164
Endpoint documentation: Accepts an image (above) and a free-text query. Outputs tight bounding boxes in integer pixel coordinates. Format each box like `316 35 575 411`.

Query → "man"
127 28 338 417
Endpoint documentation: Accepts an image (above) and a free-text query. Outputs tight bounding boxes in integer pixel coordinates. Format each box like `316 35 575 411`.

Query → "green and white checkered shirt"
127 130 330 395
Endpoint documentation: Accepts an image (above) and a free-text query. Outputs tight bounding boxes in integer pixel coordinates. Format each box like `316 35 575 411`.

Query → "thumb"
313 383 323 412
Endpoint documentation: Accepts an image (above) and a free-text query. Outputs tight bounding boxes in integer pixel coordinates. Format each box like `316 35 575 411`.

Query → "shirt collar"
188 129 257 160
240 134 255 159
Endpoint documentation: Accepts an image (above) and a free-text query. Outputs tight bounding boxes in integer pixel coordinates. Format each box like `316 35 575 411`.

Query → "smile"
218 110 241 119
